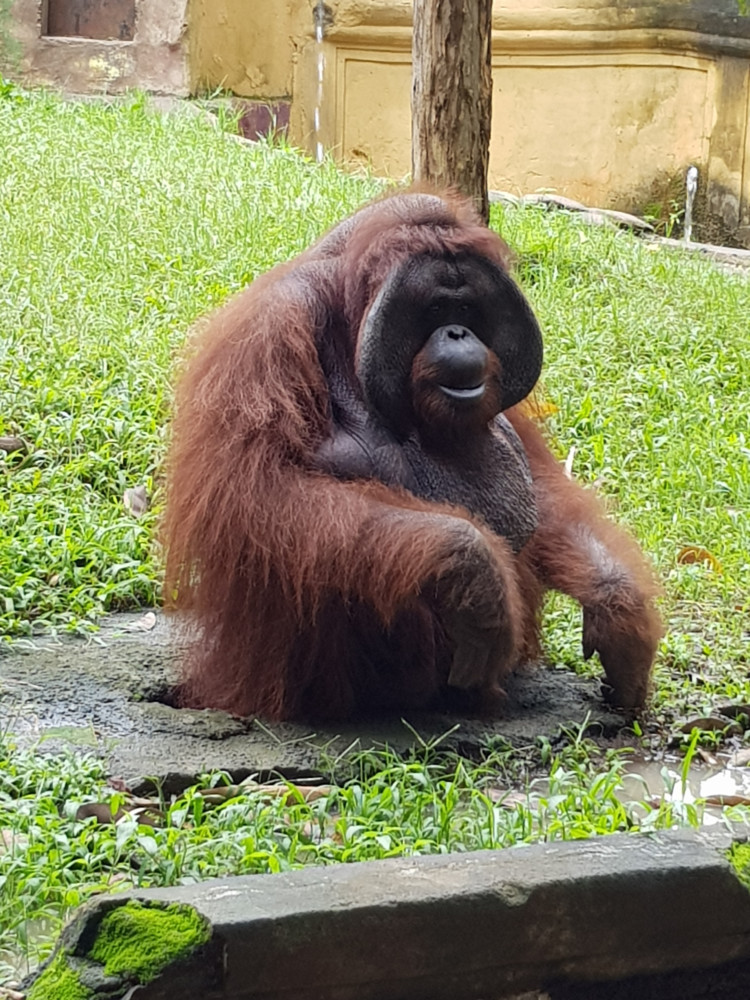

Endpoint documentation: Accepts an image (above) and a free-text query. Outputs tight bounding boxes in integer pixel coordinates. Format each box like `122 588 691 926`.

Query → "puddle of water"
493 754 750 828
0 917 56 983
621 754 750 825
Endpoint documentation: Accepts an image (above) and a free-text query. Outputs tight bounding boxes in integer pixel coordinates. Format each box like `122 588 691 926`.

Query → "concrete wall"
189 0 750 244
5 0 190 94
5 1 750 242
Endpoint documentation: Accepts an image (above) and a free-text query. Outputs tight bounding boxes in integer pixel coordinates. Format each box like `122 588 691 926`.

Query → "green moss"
728 842 750 890
27 952 92 1000
88 901 211 984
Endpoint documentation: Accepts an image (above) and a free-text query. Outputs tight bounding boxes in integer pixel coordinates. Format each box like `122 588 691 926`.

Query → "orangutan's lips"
439 383 486 401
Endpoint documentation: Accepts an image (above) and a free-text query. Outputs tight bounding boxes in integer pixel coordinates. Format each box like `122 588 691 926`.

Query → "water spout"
312 2 328 163
684 165 698 244
313 0 326 43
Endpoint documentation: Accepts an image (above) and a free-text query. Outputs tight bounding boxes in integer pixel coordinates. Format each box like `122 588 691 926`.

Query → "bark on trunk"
411 0 493 222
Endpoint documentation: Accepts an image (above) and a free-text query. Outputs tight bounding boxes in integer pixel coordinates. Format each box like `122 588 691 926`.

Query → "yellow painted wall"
188 0 750 238
334 48 712 211
189 0 307 98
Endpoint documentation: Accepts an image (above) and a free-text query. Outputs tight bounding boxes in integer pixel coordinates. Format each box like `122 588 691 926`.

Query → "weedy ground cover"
1 87 748 719
1 89 747 724
0 728 721 982
0 87 379 636
1 85 749 983
498 206 749 725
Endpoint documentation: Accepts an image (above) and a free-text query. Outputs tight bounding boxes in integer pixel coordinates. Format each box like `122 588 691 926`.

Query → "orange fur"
163 190 661 720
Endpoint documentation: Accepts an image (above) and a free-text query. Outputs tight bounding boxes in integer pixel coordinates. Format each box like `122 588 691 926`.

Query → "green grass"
0 730 714 982
1 83 750 984
1 87 748 722
493 207 750 721
0 86 380 634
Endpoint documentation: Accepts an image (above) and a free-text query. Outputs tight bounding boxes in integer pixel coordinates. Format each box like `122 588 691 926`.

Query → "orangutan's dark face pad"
357 252 543 436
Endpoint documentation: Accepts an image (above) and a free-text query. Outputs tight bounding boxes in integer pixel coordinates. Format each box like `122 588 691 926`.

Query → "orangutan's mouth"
439 383 486 401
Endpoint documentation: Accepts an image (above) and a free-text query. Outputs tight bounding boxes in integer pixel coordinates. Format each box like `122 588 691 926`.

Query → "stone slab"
0 612 622 792
48 827 750 999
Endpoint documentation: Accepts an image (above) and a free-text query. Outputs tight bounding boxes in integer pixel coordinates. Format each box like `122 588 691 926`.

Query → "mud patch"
0 612 625 791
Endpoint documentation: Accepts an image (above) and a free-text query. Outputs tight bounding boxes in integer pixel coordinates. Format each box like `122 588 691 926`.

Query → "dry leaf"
677 545 722 572
679 716 742 736
730 748 750 768
123 485 149 518
195 781 332 807
0 987 25 999
125 611 157 632
236 781 333 805
718 705 750 723
704 794 750 808
76 799 163 826
76 803 121 824
0 436 27 454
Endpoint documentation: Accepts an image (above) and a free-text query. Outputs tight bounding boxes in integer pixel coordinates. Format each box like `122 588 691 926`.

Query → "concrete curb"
32 828 750 999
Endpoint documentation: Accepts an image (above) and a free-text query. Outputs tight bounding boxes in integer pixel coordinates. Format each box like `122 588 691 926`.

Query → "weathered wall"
5 1 750 241
188 0 301 99
4 0 189 94
330 36 713 211
189 0 750 243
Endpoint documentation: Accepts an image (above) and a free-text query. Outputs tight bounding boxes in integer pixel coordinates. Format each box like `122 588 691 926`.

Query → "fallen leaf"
193 781 333 807
125 611 157 632
718 705 750 724
234 781 333 805
123 485 149 518
677 545 722 572
197 789 236 805
0 436 27 454
730 748 750 767
76 803 120 824
679 716 742 736
76 799 163 826
704 794 750 808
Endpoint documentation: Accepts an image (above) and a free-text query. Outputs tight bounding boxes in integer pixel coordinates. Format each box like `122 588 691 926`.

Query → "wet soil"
0 612 624 792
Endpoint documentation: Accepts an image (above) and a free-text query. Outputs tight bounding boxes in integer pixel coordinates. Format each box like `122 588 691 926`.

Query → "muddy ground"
0 611 625 792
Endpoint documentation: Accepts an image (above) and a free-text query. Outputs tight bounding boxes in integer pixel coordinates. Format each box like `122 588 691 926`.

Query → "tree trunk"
411 0 493 222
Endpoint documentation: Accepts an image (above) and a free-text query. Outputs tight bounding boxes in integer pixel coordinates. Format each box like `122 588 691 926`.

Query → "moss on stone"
88 900 211 984
728 842 750 890
26 900 211 999
27 952 92 1000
